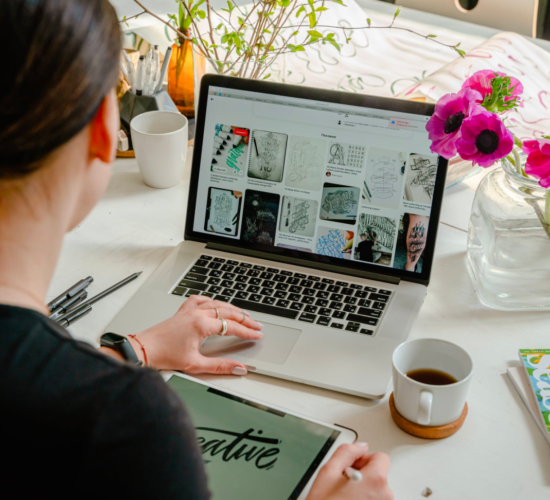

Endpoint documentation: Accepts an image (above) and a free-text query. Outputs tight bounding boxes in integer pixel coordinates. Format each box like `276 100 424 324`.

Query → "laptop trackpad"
200 322 301 365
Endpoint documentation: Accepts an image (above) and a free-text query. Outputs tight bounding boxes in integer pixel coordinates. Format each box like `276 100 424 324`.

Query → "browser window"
193 86 438 274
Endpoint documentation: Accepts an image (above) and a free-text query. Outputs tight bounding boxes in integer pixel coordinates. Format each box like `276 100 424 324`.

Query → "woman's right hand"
307 443 393 500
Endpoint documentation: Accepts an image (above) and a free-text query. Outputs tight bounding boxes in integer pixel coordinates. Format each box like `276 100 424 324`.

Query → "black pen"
254 138 259 157
47 276 93 312
58 305 92 328
49 290 88 320
56 272 142 321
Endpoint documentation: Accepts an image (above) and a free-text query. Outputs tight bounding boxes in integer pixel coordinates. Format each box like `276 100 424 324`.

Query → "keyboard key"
288 293 301 302
186 289 201 297
236 275 248 283
196 259 210 267
327 285 340 293
300 296 315 304
208 262 221 270
373 301 386 310
344 296 357 305
319 307 332 317
364 286 378 292
369 293 389 303
358 299 372 308
304 305 318 314
273 275 286 282
303 289 315 297
343 304 357 313
330 293 343 302
247 285 260 294
315 299 329 308
185 273 207 283
379 289 392 295
172 286 187 296
207 277 220 285
341 287 354 296
287 277 300 285
222 272 236 280
249 278 262 286
189 266 209 275
273 291 287 299
275 283 289 291
227 260 239 266
331 323 344 329
234 267 248 275
299 313 316 323
267 267 279 274
280 270 292 276
313 282 326 291
332 310 346 319
262 280 275 289
233 283 247 291
317 316 331 326
289 286 302 294
321 278 335 284
222 288 235 296
260 288 273 296
360 328 374 335
221 280 233 288
316 291 330 299
300 280 313 288
253 265 266 270
262 296 276 305
210 270 223 278
294 273 306 279
336 281 348 287
260 272 273 280
345 323 360 332
290 302 303 311
355 290 368 298
308 275 321 282
249 294 262 302
200 255 212 260
329 301 343 310
239 262 252 268
221 264 234 272
202 292 215 298
350 284 362 290
276 299 290 308
247 270 261 278
213 257 226 263
231 298 299 319
357 307 382 318
214 295 230 302
179 280 208 291
235 291 249 300
209 286 222 294
345 313 379 326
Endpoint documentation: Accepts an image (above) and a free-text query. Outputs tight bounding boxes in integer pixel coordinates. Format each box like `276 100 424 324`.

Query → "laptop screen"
187 77 447 284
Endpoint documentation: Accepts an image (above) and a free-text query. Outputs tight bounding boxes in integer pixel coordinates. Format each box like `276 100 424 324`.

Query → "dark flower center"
475 129 499 155
444 112 465 134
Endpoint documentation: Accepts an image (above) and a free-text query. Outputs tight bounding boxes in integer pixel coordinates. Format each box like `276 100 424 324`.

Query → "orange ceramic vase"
168 33 195 118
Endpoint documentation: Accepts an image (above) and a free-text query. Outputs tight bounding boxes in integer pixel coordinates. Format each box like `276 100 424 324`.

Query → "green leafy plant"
127 0 463 80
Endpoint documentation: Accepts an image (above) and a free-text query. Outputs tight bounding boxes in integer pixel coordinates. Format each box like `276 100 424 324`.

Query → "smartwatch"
100 333 142 366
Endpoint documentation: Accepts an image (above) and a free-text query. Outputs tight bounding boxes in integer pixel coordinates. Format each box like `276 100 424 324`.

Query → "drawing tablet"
163 373 356 500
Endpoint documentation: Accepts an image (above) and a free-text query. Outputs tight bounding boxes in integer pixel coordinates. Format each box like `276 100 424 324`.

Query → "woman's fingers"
322 443 370 475
201 306 263 330
203 317 264 340
195 299 250 316
189 355 249 376
176 294 212 313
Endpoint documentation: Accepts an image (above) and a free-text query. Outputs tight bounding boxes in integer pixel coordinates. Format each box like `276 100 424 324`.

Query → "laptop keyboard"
171 255 394 335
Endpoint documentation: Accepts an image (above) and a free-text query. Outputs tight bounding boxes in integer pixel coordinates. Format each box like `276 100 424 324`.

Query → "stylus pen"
47 276 93 312
49 290 88 320
155 46 172 94
58 305 92 328
344 467 362 482
56 272 142 321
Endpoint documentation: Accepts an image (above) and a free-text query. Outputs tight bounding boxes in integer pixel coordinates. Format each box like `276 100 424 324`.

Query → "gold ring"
218 318 228 336
240 311 246 324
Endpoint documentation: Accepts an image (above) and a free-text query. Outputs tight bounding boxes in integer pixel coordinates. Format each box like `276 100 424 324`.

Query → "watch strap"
100 333 142 366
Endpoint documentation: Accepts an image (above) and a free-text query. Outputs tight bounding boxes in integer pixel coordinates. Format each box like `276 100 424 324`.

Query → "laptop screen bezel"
185 74 448 286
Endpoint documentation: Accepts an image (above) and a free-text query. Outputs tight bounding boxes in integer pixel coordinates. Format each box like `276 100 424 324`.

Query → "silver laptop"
107 75 448 399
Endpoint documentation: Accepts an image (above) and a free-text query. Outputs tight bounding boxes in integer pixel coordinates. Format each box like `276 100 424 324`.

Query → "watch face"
101 332 125 346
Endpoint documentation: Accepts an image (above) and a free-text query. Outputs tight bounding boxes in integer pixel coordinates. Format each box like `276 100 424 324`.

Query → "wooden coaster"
116 149 135 158
389 393 468 439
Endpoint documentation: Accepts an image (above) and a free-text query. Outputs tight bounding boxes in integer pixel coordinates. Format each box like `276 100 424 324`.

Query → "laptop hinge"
205 242 401 285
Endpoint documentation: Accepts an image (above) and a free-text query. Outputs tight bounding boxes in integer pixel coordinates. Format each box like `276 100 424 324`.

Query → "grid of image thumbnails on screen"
201 121 439 274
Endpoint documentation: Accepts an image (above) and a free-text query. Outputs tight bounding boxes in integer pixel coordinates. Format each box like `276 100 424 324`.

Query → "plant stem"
512 147 522 176
132 0 189 40
546 190 550 226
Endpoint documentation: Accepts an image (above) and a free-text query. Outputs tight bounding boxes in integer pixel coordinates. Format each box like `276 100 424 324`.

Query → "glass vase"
168 34 195 118
467 152 550 310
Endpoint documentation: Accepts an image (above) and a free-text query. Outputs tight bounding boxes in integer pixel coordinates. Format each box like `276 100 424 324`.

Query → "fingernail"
256 332 264 338
356 442 368 447
232 366 248 376
257 322 265 329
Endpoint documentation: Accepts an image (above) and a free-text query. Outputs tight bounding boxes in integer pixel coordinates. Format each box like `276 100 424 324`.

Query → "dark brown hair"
0 0 121 179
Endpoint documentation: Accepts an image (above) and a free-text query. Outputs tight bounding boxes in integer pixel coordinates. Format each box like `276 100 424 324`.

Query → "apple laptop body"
106 75 448 399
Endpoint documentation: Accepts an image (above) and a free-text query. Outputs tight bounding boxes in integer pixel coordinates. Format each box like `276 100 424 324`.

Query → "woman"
0 1 393 498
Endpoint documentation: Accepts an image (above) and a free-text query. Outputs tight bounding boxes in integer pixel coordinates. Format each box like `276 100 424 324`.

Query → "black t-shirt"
356 239 375 262
0 304 210 499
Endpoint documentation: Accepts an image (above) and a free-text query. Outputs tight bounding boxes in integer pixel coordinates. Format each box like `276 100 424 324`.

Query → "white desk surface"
49 148 550 499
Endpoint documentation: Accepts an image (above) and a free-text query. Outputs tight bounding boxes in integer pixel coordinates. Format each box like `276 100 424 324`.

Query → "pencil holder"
119 90 179 150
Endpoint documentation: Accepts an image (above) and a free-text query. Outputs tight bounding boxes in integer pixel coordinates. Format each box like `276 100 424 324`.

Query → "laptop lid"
185 75 448 286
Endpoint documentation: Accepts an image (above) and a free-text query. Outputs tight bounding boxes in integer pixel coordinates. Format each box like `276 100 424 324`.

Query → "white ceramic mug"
130 111 188 189
392 338 474 427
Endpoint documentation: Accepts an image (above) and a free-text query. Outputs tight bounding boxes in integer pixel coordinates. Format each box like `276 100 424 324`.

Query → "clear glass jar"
467 153 550 310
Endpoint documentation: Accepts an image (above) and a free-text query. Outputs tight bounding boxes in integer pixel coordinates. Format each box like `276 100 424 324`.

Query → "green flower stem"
546 190 550 226
512 147 522 176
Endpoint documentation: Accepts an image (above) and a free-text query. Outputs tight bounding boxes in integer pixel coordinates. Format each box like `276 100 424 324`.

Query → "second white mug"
392 338 474 427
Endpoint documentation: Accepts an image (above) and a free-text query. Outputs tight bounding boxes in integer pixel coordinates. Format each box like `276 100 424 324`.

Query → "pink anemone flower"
425 88 482 159
456 108 514 167
461 69 523 108
523 138 550 188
